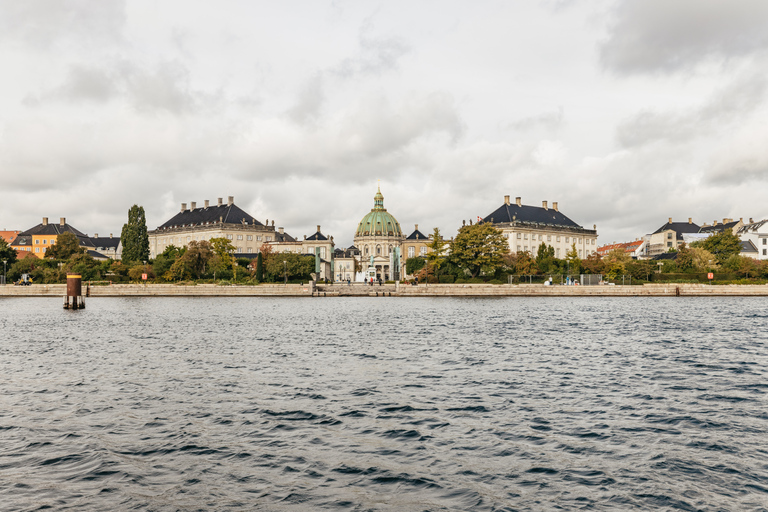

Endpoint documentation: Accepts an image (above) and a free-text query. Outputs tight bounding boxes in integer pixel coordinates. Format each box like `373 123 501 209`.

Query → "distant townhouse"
0 230 20 245
597 240 645 258
482 195 598 259
737 218 768 260
402 224 431 260
645 218 700 257
699 218 743 235
148 196 276 258
11 217 108 258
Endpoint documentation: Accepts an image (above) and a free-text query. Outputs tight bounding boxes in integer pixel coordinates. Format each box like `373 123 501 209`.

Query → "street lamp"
283 259 287 285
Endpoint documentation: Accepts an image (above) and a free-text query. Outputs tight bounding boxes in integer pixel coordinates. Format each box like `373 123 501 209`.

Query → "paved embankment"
0 283 314 297
3 283 768 297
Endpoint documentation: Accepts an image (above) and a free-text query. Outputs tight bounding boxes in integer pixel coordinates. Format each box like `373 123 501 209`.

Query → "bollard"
64 274 85 310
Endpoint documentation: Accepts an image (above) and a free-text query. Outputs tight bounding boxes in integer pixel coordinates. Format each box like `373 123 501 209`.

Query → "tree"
581 252 605 275
265 253 314 282
255 252 264 281
692 231 741 265
426 228 448 277
45 232 85 260
450 223 509 278
564 243 581 275
0 237 18 270
406 256 426 275
689 247 718 271
120 205 150 263
535 242 555 274
602 248 630 280
66 252 100 280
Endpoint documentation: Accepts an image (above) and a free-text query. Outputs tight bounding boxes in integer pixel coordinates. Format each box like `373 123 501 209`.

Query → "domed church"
353 186 405 281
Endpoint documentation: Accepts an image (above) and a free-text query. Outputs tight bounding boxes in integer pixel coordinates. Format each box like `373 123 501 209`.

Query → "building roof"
355 187 403 237
597 240 644 255
273 231 297 243
740 240 758 254
699 221 739 233
406 228 429 241
0 230 20 244
87 250 110 260
652 221 701 240
482 201 584 229
306 230 328 241
157 202 263 230
652 252 679 261
89 236 121 250
20 221 86 237
737 219 768 234
12 235 32 247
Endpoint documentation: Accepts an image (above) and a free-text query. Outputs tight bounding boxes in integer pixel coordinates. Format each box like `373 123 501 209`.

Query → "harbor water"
1 297 767 511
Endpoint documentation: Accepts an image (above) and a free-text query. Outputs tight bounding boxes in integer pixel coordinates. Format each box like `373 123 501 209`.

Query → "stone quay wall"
2 283 768 297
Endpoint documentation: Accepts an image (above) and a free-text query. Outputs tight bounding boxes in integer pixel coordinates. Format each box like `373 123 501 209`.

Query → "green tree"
692 231 741 265
265 253 314 281
128 263 156 281
255 252 264 281
426 228 448 277
602 248 630 280
450 223 509 278
152 245 184 281
210 237 236 272
66 252 100 281
535 242 555 274
564 243 581 275
405 256 426 276
690 247 718 271
0 237 18 271
120 205 150 263
45 232 85 259
581 252 605 275
675 243 693 271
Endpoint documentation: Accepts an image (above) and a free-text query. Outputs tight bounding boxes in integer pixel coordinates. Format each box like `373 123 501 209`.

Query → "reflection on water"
1 297 767 510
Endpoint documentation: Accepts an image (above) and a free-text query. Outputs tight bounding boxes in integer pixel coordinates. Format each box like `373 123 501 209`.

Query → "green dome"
355 187 403 237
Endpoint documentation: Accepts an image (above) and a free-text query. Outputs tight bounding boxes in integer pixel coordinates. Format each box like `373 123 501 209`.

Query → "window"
517 245 521 252
320 247 326 258
547 235 551 241
376 245 381 255
556 248 561 257
763 239 767 245
523 234 528 240
556 236 561 242
592 239 595 245
186 236 190 242
420 247 427 255
265 236 272 242
408 247 414 258
227 234 233 240
565 237 570 243
236 247 242 253
247 248 253 253
247 235 253 241
35 239 39 244
539 235 543 241
667 242 672 247
764 249 767 256
524 246 528 252
237 235 243 240
578 250 582 257
257 236 262 241
35 247 39 253
517 233 521 239
667 233 672 239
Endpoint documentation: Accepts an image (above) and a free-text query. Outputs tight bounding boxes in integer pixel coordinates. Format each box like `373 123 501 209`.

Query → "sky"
1 0 768 247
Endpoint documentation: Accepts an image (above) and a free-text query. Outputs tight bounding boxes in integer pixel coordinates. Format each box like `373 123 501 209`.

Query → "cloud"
504 107 564 134
599 0 768 74
616 73 767 147
0 0 126 48
286 73 325 125
332 24 410 78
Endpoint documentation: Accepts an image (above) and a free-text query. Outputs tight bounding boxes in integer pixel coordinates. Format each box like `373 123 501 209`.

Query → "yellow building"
13 218 85 256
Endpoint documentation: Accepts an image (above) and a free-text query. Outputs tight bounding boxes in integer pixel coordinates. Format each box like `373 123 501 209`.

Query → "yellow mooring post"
64 273 85 310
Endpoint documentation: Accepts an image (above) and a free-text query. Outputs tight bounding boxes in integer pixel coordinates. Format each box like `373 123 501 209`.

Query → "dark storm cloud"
0 0 126 47
600 0 768 74
616 74 766 147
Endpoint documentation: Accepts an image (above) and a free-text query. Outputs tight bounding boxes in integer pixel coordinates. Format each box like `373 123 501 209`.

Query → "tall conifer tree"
120 205 150 263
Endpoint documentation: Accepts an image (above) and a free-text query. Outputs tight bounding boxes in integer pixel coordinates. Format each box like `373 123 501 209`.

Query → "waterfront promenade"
3 282 768 297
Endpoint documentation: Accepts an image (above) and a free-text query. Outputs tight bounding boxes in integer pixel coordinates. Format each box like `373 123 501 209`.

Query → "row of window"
514 233 595 245
34 239 53 244
159 234 272 244
516 246 596 258
407 246 428 258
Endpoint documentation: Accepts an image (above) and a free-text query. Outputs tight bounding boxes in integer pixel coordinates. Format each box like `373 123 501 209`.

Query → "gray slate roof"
20 222 86 237
740 240 758 253
483 203 583 229
158 203 262 229
406 229 429 240
699 221 739 233
652 221 701 240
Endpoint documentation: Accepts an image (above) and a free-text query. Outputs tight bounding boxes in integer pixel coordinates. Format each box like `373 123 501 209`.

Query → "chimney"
191 202 197 210
204 200 209 208
228 196 234 206
181 203 187 212
723 218 728 224
553 202 558 212
94 233 98 238
110 233 113 238
542 200 548 210
279 227 284 234
750 217 754 223
668 217 672 224
217 197 223 206
740 217 743 223
504 195 510 205
303 235 307 240
688 218 692 224
60 217 66 226
272 220 275 227
317 225 321 233
42 217 48 225
415 224 419 231
463 220 466 226
713 220 718 226
515 197 521 206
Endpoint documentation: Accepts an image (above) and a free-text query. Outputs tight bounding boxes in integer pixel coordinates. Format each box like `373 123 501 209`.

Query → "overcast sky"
2 0 767 247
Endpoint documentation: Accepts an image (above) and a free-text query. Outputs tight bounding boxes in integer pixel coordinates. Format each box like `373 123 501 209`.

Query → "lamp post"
283 259 287 285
